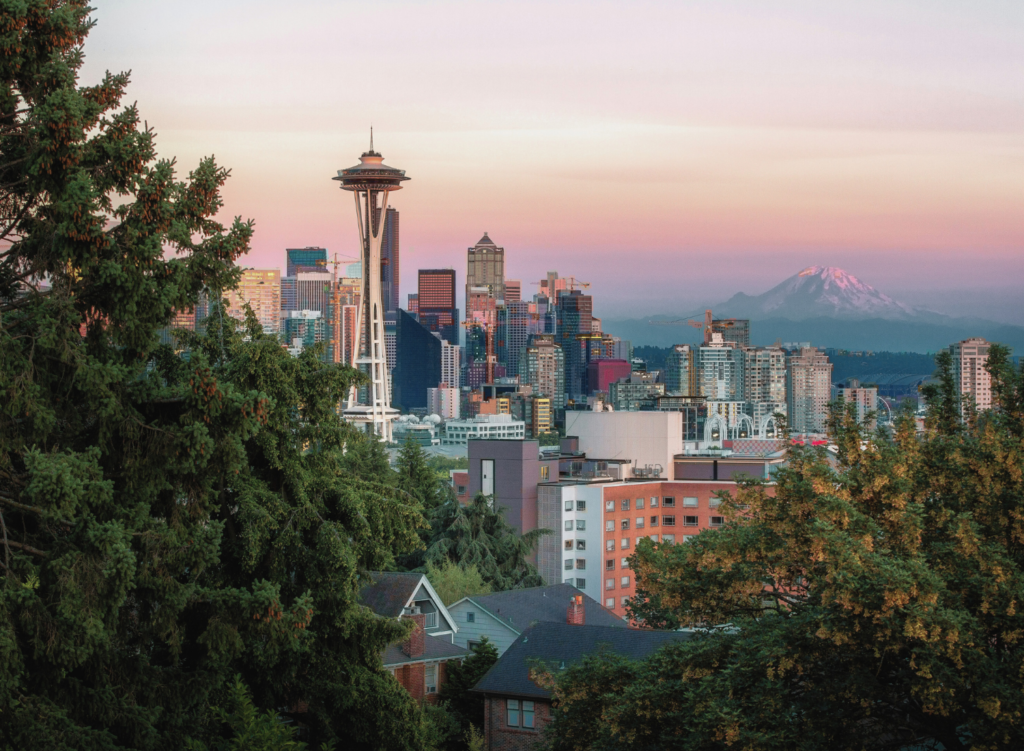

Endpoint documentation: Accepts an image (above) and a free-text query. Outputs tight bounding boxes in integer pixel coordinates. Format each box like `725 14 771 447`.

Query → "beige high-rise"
466 232 505 302
786 346 833 434
226 269 281 334
950 337 992 411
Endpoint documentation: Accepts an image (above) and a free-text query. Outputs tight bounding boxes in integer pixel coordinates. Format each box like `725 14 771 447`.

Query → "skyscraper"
496 300 540 379
505 280 521 303
786 346 833 434
441 339 461 389
521 334 566 411
712 318 750 348
697 335 744 401
226 269 281 334
334 135 409 441
950 337 993 412
417 269 459 344
381 208 399 313
744 346 787 404
466 232 504 302
665 344 696 395
556 290 593 404
286 247 328 277
392 310 441 412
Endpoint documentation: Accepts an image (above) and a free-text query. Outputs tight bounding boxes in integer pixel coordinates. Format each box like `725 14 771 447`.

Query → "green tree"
438 637 499 744
0 5 431 749
185 676 313 751
396 435 445 511
426 494 548 591
547 347 1024 751
425 559 491 606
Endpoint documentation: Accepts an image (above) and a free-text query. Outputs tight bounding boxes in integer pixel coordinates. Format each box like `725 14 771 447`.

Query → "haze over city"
81 0 1024 322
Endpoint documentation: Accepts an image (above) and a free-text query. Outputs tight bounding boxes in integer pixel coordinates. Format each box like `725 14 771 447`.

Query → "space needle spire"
333 135 409 441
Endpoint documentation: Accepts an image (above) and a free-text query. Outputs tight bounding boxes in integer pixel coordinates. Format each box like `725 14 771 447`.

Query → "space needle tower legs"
334 133 409 442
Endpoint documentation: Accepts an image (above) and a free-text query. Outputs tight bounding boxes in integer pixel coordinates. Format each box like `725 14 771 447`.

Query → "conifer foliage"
0 4 427 749
548 349 1024 751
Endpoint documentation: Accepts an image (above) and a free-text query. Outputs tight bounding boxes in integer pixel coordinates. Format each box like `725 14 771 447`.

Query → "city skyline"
82 1 1023 321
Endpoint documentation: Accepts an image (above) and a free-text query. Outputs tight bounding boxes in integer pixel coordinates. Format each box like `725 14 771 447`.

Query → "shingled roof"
383 636 470 667
359 571 423 618
473 621 692 699
455 583 627 632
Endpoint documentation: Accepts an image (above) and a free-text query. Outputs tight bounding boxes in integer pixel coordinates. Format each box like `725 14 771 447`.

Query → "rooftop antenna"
370 125 374 152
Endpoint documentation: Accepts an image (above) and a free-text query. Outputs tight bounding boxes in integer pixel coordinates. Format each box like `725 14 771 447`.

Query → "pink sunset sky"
82 1 1023 320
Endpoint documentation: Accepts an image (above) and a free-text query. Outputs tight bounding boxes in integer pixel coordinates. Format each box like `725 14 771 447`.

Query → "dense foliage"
547 347 1024 751
427 494 548 591
438 638 498 749
0 4 436 748
425 559 490 606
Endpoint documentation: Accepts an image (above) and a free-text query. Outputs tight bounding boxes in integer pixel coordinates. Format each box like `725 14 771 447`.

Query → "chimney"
403 611 426 658
567 594 585 626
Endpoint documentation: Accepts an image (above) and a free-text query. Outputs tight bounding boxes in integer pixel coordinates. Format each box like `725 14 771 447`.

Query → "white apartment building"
950 337 992 412
441 414 525 445
428 387 460 420
833 378 878 427
441 340 461 389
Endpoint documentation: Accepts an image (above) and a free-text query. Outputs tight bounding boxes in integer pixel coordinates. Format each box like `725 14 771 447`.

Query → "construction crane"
648 309 746 346
316 253 360 365
530 276 591 295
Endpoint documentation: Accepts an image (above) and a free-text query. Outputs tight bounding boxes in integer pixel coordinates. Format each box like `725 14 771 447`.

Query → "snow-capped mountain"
717 266 923 321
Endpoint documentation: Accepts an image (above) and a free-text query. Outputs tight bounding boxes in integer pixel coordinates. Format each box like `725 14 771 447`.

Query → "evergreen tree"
0 5 431 748
438 638 499 746
425 559 491 606
396 435 445 511
547 347 1024 751
426 494 547 591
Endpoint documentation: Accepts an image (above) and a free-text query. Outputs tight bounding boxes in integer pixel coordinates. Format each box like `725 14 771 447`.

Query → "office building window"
576 559 586 570
606 520 614 532
650 534 658 542
606 559 615 570
564 520 573 531
636 497 644 509
606 578 614 590
662 534 675 543
710 497 722 508
621 499 630 511
576 540 586 550
576 520 586 530
605 597 615 608
576 578 586 589
662 515 676 526
683 535 695 543
621 596 630 608
507 699 520 726
620 538 630 549
467 611 475 623
663 497 675 507
683 496 698 507
564 539 573 550
606 539 614 551
650 497 659 507
425 664 437 694
621 557 630 569
605 500 615 512
577 501 586 511
710 516 724 527
635 517 645 529
565 500 573 511
540 466 549 481
650 515 659 526
621 519 630 530
564 559 573 570
684 516 698 526
621 576 630 588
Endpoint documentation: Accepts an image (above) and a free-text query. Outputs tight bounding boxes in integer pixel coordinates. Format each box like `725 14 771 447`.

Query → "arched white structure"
759 413 778 439
704 413 728 447
735 413 754 440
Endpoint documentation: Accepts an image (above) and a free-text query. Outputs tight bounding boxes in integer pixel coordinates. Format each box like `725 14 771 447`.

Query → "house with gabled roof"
471 596 692 749
359 571 469 703
448 583 626 656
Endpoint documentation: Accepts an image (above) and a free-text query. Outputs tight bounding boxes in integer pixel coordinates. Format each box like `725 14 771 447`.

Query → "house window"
577 501 586 511
564 559 573 570
425 611 438 629
606 539 614 551
564 539 573 550
606 520 614 532
576 559 586 570
605 597 615 608
576 540 586 550
683 496 698 507
565 500 573 512
621 576 630 588
606 578 614 590
507 699 520 726
621 499 630 511
456 485 467 494
575 578 586 589
650 497 659 507
467 612 475 623
468 640 480 650
621 557 630 569
425 664 437 694
710 516 724 527
620 538 630 549
576 520 586 531
523 700 535 729
605 500 614 512
635 517 645 529
621 519 630 531
650 516 659 527
710 497 722 508
663 497 675 507
662 534 675 543
684 516 698 526
663 515 676 526
606 559 614 570
564 520 573 531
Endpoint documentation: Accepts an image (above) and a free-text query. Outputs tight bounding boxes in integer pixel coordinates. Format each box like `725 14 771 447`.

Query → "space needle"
334 132 409 441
